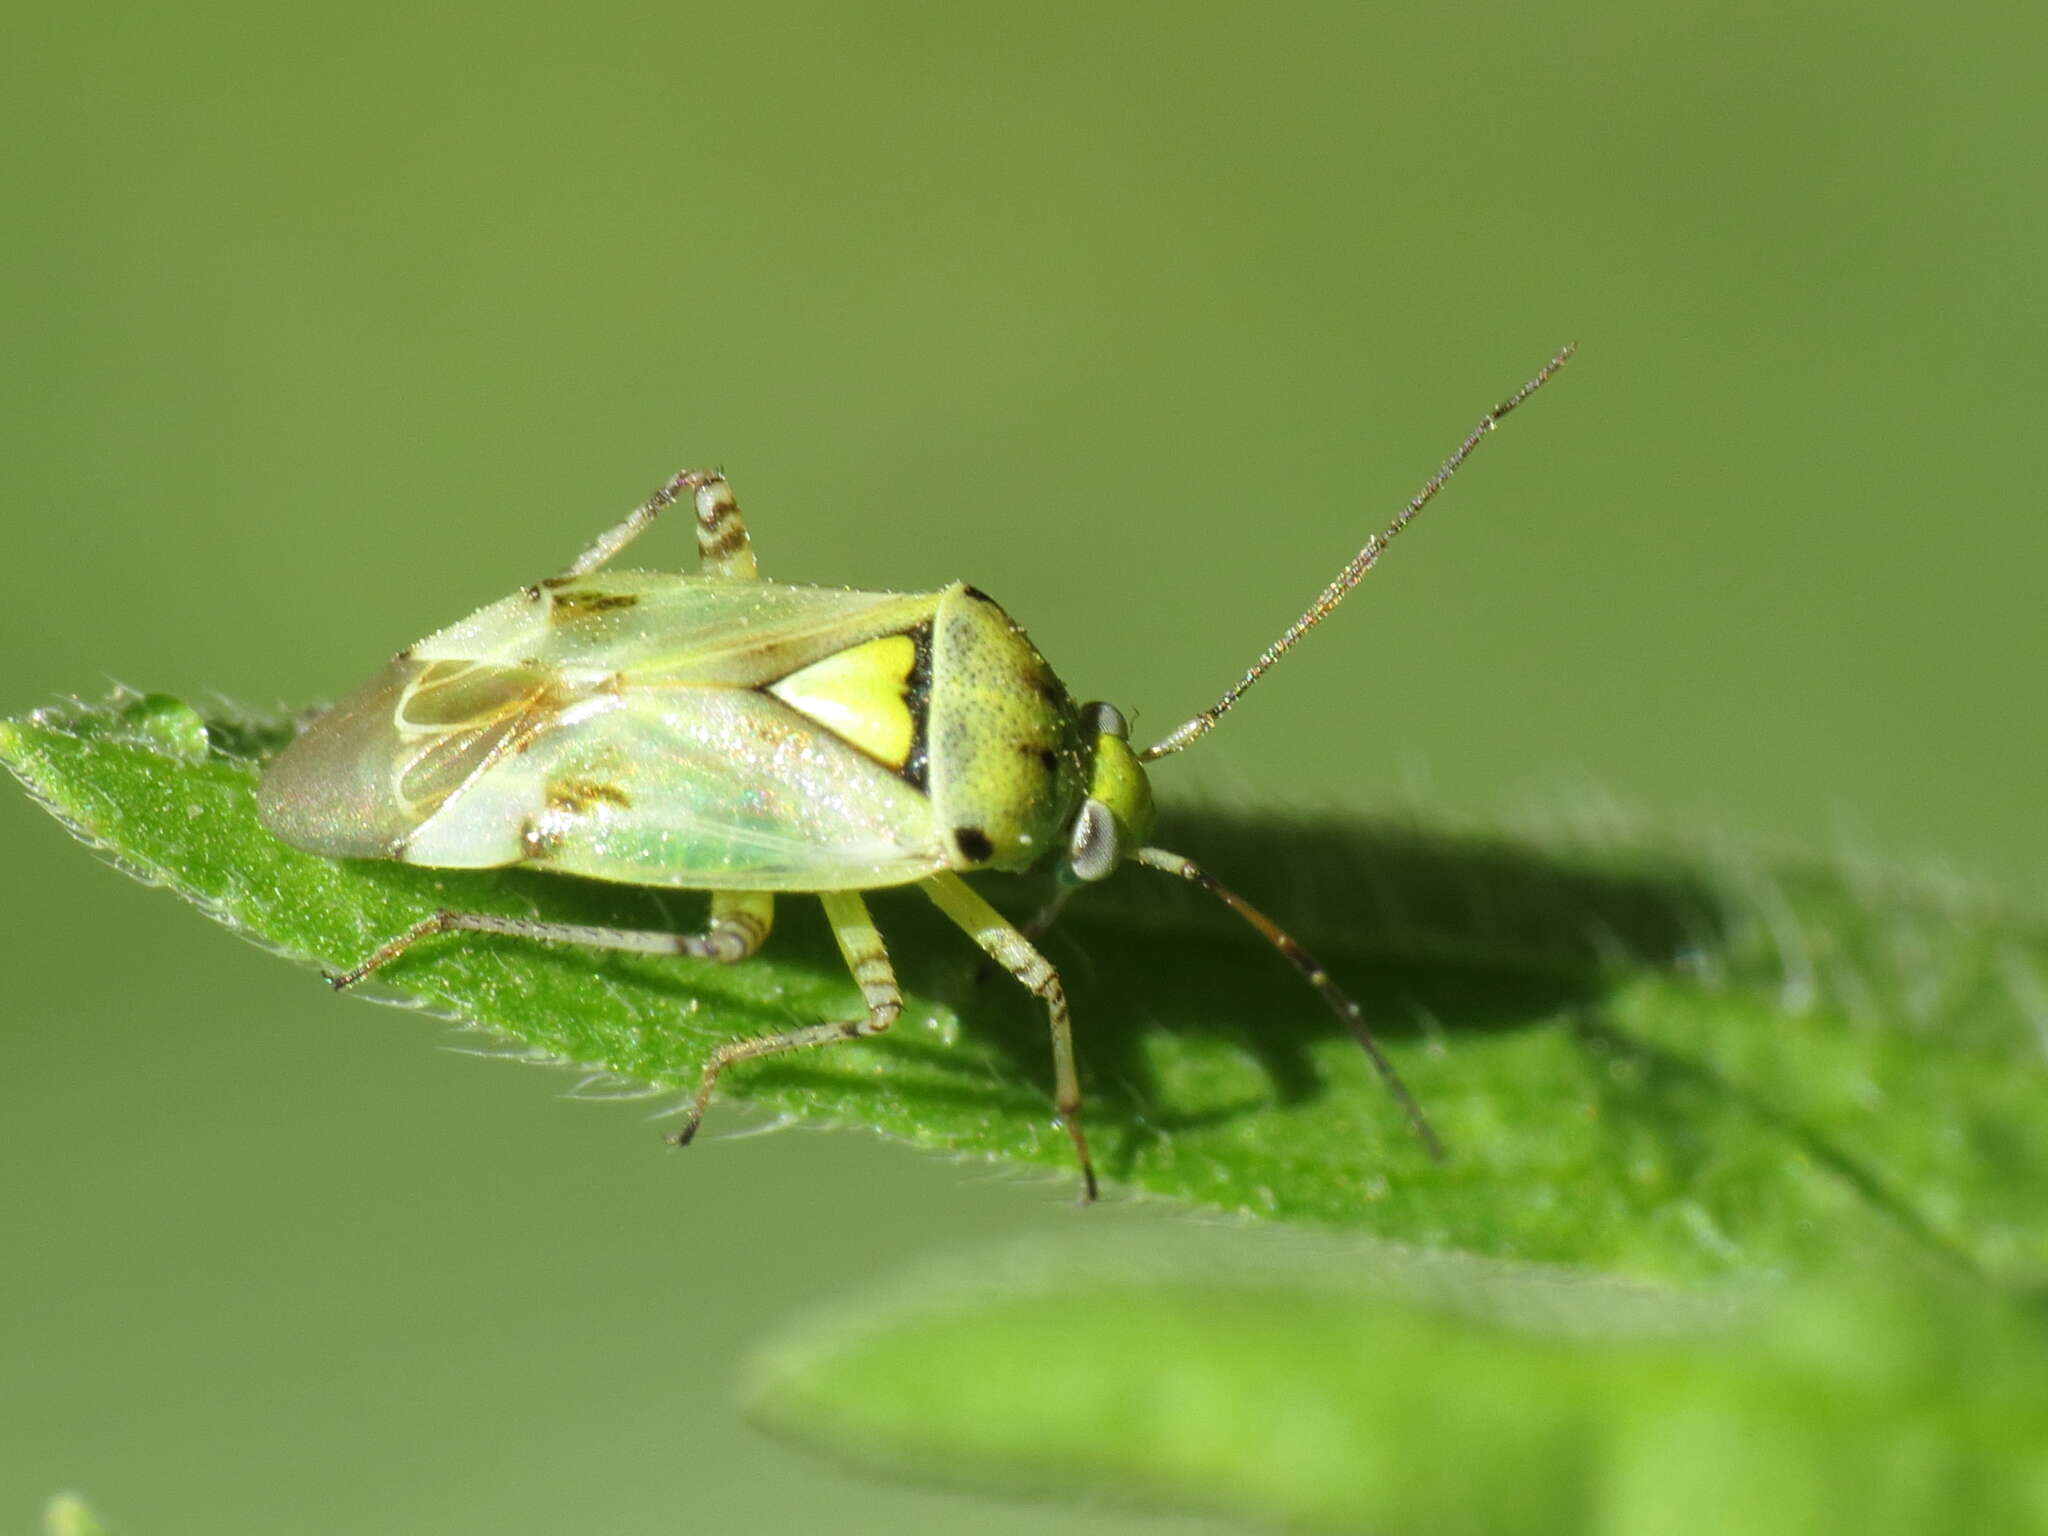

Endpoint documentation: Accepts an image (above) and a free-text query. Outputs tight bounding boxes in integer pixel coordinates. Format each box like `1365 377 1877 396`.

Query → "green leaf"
744 1232 2048 1535
43 1494 111 1536
6 691 2046 1282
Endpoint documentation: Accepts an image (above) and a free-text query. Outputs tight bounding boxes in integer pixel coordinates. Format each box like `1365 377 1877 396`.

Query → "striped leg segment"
687 474 758 581
921 872 1097 1202
561 469 759 580
325 889 775 989
667 889 903 1147
973 881 1079 986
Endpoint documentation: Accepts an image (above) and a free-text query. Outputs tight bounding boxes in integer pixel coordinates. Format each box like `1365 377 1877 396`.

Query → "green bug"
258 346 1573 1200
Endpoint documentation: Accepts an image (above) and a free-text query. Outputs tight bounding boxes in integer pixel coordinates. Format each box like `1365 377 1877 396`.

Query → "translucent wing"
404 686 947 889
260 670 949 890
415 574 940 687
260 576 955 888
258 654 555 859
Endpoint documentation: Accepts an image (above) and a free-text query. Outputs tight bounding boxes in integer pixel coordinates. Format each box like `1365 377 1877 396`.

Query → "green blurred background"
5 2 2043 1531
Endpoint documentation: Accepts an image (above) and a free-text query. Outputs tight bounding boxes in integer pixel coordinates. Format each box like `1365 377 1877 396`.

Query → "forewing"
263 576 948 883
404 688 949 890
258 655 556 858
414 575 938 688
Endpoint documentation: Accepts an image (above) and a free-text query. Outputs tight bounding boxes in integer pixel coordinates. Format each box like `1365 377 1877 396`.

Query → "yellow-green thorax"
924 583 1090 871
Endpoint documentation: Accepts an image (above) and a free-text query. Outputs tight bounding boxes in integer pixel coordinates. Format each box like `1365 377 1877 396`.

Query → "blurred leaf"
43 1495 110 1536
745 1232 2048 1535
5 691 2045 1282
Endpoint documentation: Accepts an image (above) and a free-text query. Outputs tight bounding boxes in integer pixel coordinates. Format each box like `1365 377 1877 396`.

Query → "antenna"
1133 847 1445 1160
1141 343 1576 762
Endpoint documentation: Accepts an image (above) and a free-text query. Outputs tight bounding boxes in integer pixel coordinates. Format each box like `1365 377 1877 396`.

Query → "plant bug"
258 345 1574 1200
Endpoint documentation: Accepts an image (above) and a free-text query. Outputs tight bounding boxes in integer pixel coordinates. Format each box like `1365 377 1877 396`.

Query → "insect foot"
324 909 461 990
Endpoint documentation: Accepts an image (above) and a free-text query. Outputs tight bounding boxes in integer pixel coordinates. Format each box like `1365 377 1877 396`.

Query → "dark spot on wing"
548 588 641 622
518 816 560 860
548 778 632 813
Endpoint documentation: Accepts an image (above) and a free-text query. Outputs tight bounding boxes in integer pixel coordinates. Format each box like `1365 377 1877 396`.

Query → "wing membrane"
261 578 953 887
258 655 553 858
415 575 939 687
403 688 947 889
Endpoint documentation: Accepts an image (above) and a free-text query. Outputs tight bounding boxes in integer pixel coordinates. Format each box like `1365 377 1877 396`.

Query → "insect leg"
973 880 1077 985
560 470 758 580
666 889 901 1147
688 474 758 581
695 891 775 960
325 891 775 988
1132 847 1445 1162
920 872 1097 1203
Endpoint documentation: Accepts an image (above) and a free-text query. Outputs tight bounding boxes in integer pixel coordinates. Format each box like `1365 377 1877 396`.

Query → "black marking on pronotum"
1023 744 1059 772
952 825 995 863
899 621 936 793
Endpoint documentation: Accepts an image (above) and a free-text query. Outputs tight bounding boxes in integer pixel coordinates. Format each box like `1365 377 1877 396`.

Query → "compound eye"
1082 700 1128 740
1067 798 1122 882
